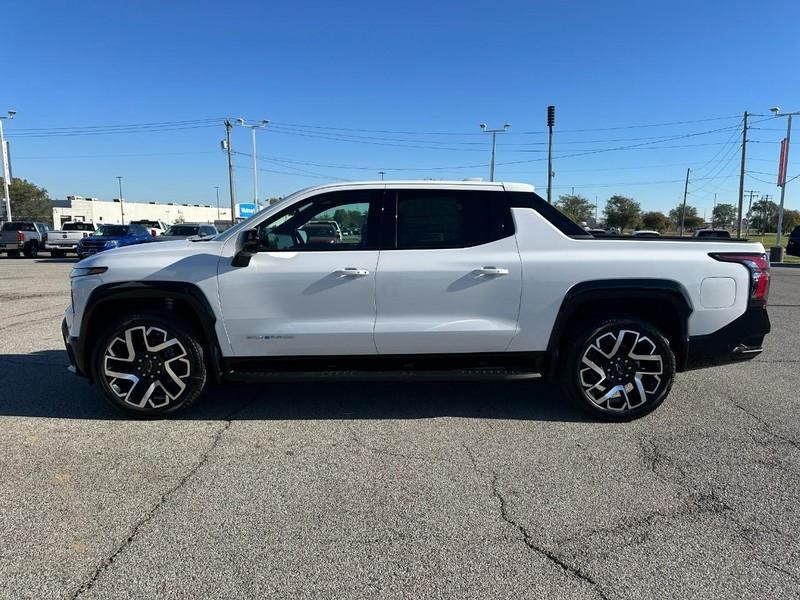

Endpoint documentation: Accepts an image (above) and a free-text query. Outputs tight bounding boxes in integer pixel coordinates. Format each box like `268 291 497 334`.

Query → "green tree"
711 203 736 229
668 203 704 231
748 199 778 233
555 194 594 223
603 195 641 231
3 177 52 223
782 209 800 232
640 211 670 232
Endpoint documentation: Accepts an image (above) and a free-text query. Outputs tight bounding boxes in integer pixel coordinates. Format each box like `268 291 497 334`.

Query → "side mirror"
232 228 259 267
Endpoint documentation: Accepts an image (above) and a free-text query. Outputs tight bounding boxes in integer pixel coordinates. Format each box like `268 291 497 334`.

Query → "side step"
225 368 543 383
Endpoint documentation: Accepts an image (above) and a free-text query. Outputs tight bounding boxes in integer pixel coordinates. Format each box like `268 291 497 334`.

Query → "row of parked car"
0 220 220 259
587 228 735 239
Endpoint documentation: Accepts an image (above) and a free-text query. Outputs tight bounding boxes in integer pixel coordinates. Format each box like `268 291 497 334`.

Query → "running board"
225 368 543 383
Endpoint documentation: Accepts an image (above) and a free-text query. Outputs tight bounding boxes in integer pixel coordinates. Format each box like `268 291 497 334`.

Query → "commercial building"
51 196 234 228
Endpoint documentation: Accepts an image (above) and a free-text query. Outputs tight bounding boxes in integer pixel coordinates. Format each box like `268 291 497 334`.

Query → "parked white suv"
63 181 771 420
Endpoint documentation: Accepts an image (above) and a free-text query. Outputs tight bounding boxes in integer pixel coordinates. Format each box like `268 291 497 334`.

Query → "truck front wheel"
563 318 676 421
93 312 208 417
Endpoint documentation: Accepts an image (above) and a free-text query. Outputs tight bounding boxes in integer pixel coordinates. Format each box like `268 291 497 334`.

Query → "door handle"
335 268 370 277
473 266 509 276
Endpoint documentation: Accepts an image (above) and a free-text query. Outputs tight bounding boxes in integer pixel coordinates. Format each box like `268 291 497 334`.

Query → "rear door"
374 188 523 354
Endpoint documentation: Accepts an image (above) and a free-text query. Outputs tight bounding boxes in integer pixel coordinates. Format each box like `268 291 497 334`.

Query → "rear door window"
392 189 513 249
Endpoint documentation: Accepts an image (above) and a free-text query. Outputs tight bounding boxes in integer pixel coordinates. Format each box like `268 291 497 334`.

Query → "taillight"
710 253 770 307
17 231 24 242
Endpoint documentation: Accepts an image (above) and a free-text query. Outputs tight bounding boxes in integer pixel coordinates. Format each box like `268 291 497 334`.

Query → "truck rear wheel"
22 241 39 258
563 318 675 421
93 312 208 417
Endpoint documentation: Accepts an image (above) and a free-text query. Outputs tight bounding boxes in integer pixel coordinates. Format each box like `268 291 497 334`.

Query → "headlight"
104 240 119 248
70 266 108 278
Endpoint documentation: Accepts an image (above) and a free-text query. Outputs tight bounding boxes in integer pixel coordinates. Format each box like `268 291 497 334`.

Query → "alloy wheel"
102 325 191 409
578 329 664 413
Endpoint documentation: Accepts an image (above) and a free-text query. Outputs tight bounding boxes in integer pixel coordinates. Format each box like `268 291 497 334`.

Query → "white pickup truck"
62 181 771 420
47 222 97 257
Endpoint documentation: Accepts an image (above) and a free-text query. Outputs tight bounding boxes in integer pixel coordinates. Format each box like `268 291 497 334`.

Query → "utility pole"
712 193 717 228
236 118 269 207
116 176 125 224
214 186 221 221
0 110 16 222
736 111 748 238
770 107 797 262
679 168 690 236
480 122 510 182
595 195 598 224
744 189 759 236
760 194 773 236
224 120 236 220
547 105 556 204
378 171 385 181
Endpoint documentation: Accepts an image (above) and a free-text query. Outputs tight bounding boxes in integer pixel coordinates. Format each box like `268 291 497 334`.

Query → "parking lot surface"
0 258 798 599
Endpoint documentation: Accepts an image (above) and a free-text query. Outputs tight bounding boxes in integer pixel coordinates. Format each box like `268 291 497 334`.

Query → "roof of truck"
287 180 536 194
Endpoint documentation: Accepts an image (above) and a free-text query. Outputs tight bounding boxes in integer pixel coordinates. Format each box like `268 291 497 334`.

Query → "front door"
218 189 383 357
374 188 523 355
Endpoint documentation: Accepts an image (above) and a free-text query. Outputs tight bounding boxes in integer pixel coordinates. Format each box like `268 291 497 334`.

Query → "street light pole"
480 122 511 182
0 110 16 222
770 108 796 261
547 105 556 204
237 118 269 207
378 171 385 181
116 176 125 224
214 186 221 221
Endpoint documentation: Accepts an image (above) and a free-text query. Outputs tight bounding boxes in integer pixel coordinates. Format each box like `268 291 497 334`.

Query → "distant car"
309 220 343 240
76 223 153 258
695 229 731 239
155 223 218 241
0 221 50 258
300 222 340 246
787 225 800 257
130 219 169 238
588 229 611 237
47 221 97 256
632 230 661 237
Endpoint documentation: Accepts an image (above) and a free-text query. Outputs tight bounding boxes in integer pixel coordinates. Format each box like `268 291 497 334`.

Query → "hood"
78 238 225 281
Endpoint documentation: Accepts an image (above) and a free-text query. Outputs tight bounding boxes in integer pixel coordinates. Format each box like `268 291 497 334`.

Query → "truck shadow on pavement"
0 350 590 422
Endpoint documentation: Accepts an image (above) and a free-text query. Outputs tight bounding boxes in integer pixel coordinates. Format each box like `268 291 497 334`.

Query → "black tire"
50 249 66 258
562 318 676 421
92 312 208 418
22 241 39 258
7 250 20 258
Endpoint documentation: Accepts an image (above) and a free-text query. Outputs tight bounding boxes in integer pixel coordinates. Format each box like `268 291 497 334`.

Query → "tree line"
555 193 800 233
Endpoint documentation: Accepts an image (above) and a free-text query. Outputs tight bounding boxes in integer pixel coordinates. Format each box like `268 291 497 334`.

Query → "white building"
52 196 233 228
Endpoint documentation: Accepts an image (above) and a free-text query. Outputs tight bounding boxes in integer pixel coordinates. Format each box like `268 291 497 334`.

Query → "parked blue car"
76 223 153 259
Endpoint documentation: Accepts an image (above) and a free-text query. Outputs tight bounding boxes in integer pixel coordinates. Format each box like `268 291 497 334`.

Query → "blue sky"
4 0 799 215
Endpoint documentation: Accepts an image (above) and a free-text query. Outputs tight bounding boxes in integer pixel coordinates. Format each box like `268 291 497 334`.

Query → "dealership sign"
236 203 257 219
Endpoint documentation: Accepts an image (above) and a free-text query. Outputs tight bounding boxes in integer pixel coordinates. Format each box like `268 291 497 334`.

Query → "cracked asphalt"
0 258 798 599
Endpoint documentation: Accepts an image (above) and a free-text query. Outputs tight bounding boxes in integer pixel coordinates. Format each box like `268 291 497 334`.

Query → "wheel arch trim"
78 281 223 382
546 278 694 376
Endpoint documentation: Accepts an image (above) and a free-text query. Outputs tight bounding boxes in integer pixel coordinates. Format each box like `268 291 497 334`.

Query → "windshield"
132 220 160 228
63 222 95 231
2 222 36 231
94 225 129 236
165 225 200 236
215 188 314 242
303 225 336 236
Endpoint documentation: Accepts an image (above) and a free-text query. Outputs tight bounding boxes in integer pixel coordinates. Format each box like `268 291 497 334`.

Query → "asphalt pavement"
0 258 798 599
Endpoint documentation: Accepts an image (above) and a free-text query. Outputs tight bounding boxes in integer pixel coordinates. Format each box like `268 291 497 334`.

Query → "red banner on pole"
778 138 788 187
